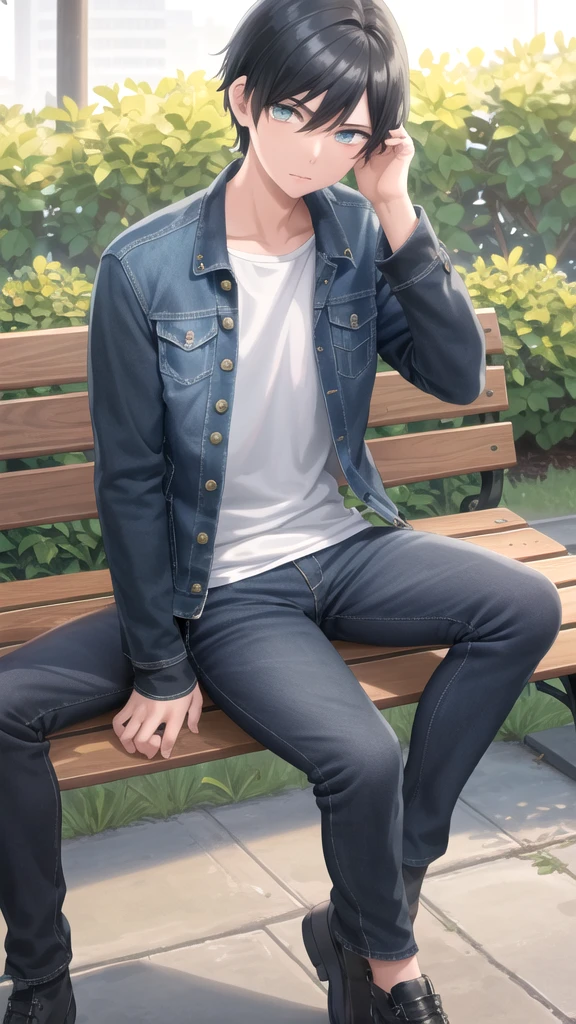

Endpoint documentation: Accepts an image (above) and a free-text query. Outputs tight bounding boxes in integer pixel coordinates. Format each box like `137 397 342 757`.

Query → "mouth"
290 173 311 180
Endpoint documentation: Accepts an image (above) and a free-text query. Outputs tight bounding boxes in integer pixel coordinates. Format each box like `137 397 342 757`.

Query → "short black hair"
212 0 410 164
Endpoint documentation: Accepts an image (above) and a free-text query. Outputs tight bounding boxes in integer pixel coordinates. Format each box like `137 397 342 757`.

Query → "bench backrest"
0 309 511 528
0 310 515 656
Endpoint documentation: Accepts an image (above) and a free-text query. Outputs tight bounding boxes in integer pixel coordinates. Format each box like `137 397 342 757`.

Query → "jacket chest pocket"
156 316 218 385
327 297 377 379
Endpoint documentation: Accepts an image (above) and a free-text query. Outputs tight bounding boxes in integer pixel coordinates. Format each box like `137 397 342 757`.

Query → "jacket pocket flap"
155 317 218 350
326 296 377 330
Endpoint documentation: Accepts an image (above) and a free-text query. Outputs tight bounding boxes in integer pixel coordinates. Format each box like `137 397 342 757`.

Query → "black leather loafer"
302 899 373 1024
370 974 450 1023
3 968 75 1024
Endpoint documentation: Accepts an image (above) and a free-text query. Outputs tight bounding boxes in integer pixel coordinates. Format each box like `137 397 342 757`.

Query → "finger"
161 722 182 759
118 713 147 752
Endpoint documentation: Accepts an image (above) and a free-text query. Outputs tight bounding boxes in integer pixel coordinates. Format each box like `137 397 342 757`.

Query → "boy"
0 1 562 1022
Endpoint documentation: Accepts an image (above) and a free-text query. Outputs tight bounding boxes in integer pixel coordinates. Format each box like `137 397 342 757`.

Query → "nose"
308 135 323 164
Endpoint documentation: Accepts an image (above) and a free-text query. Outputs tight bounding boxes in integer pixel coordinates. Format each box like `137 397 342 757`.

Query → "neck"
225 148 311 248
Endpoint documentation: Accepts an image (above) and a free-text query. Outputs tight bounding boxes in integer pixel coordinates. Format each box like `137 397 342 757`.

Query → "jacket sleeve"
87 252 198 701
374 204 486 405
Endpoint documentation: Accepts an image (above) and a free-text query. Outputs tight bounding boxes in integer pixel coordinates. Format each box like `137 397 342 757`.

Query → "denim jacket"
87 154 486 700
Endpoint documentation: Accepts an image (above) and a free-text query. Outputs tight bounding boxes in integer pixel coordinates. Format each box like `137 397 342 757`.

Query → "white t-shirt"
208 233 373 589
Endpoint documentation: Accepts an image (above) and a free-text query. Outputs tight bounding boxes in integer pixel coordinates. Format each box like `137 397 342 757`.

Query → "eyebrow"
284 97 372 133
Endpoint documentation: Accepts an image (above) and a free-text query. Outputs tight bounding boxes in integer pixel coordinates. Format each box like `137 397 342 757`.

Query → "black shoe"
402 864 429 925
302 900 373 1024
370 974 450 1023
3 968 76 1024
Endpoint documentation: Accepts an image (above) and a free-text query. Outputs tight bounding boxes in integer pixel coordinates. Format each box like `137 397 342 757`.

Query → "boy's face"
230 78 374 196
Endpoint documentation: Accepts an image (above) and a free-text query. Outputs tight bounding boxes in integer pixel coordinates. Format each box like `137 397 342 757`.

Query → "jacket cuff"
132 657 199 701
374 204 450 293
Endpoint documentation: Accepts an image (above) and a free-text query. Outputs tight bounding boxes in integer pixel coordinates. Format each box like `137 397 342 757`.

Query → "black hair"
211 0 410 164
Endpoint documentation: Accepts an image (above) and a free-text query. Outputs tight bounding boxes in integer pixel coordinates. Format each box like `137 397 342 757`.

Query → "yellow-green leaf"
419 49 434 69
560 321 573 337
525 307 551 324
94 163 112 185
493 125 520 140
545 254 557 270
467 47 485 67
491 254 509 272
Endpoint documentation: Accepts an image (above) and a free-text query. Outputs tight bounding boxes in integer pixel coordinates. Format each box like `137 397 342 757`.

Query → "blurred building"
165 10 226 81
0 77 15 107
14 0 170 110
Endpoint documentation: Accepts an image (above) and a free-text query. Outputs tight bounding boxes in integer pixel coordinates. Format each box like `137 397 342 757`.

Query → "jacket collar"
191 154 356 276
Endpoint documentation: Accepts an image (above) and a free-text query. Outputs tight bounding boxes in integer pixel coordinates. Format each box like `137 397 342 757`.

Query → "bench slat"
0 507 535 613
0 366 508 462
0 309 505 391
47 624 576 790
0 422 516 532
0 528 567 647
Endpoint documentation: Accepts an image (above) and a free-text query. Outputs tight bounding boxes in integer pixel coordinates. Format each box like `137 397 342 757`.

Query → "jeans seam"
322 613 479 631
9 956 72 987
187 652 372 953
24 686 134 728
405 640 473 813
41 743 73 961
332 929 419 961
291 562 321 625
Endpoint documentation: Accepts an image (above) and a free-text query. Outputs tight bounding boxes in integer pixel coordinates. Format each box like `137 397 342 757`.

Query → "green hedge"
0 33 575 284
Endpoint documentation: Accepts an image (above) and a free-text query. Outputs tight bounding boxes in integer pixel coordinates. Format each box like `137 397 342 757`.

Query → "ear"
228 76 251 128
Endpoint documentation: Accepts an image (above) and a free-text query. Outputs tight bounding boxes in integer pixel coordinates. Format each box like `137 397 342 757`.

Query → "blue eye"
271 104 294 122
335 130 364 145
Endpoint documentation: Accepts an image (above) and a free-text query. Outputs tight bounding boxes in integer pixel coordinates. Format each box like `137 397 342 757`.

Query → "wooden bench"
1 308 575 792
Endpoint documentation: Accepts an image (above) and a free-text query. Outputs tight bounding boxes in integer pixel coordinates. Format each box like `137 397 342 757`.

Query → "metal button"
197 254 203 259
343 247 353 258
196 532 209 544
205 479 218 491
185 330 194 342
220 279 232 291
317 346 323 351
220 358 234 371
324 279 329 285
350 313 359 329
222 316 234 330
215 399 228 413
198 263 205 270
209 431 223 444
191 583 202 593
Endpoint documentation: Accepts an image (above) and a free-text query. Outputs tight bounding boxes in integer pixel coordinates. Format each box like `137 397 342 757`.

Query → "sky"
0 0 575 81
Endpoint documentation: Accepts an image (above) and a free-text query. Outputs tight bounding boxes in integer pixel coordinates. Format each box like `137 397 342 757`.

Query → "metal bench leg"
534 675 576 732
526 675 576 780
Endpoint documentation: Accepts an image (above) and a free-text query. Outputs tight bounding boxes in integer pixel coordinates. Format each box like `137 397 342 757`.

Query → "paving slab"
423 857 576 1019
545 836 576 877
458 740 576 846
0 809 303 975
208 782 520 907
0 928 328 1024
270 907 561 1023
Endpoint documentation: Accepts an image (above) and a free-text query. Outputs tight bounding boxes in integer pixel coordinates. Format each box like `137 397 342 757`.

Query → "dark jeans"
0 525 563 987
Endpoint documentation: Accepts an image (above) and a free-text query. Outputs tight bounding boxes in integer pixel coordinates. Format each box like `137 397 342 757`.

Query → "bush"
0 256 94 331
0 34 575 283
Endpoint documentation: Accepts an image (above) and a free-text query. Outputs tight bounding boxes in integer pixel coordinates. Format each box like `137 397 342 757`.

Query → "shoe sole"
302 900 373 1024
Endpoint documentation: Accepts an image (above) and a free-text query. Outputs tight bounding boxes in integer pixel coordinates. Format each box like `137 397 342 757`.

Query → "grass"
60 465 576 839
